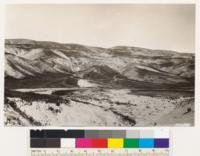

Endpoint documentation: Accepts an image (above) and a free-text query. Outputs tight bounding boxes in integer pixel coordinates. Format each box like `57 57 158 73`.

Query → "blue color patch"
139 139 154 148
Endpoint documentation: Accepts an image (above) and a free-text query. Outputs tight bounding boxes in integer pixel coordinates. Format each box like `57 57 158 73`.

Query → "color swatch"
139 139 154 148
108 138 124 148
124 139 139 148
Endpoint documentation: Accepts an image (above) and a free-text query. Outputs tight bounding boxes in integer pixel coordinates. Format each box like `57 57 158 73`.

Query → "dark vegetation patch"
52 90 76 96
129 89 194 98
5 73 78 89
48 106 61 114
118 77 193 89
109 108 136 126
5 89 69 104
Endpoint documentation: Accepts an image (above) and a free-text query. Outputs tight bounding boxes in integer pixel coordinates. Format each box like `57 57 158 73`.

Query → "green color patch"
124 139 139 148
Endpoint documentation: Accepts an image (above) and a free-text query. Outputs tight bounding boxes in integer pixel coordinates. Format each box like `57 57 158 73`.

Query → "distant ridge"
5 39 194 88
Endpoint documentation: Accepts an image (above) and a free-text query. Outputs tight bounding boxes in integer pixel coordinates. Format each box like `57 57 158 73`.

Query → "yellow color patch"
108 138 124 148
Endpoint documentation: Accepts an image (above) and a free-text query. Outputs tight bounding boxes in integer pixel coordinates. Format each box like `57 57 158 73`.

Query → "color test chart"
30 129 170 156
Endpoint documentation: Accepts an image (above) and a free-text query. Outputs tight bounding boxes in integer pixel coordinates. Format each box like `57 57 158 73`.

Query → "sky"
5 4 195 53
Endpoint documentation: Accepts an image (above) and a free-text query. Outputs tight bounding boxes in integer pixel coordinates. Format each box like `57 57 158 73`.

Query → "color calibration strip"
30 129 169 149
30 129 170 156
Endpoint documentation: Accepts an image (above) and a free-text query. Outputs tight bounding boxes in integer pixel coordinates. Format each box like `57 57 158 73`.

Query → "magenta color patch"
76 138 92 148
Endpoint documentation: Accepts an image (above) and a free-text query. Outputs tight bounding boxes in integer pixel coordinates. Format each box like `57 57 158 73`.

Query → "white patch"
77 79 97 87
52 50 70 60
136 65 160 73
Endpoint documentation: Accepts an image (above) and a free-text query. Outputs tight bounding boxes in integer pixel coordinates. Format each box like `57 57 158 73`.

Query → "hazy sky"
5 4 195 53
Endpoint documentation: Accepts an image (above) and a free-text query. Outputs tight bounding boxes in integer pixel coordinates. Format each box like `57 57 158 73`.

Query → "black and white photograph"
4 4 195 126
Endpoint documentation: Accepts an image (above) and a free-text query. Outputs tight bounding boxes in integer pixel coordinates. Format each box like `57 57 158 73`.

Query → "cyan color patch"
139 139 154 148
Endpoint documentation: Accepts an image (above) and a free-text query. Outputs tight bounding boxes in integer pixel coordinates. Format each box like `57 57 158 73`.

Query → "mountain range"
5 39 194 89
